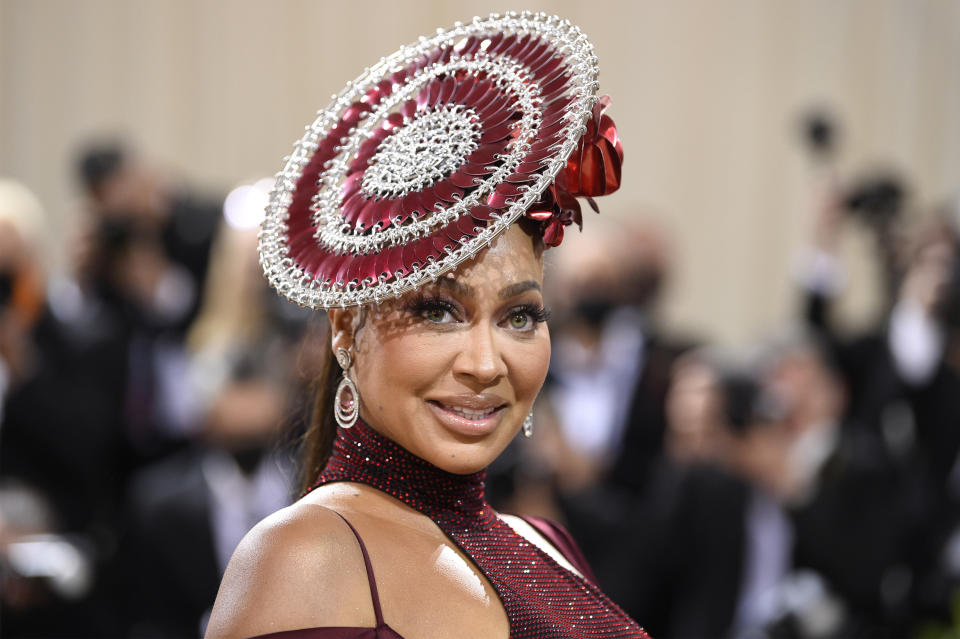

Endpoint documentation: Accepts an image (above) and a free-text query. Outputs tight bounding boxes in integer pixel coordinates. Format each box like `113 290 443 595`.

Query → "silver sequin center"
361 105 480 199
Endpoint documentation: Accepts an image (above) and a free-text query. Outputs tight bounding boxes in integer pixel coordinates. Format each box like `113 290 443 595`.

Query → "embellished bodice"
309 421 648 638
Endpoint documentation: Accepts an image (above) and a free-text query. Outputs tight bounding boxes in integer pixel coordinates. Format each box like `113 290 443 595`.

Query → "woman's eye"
502 304 549 331
408 296 459 324
423 307 450 323
508 312 530 329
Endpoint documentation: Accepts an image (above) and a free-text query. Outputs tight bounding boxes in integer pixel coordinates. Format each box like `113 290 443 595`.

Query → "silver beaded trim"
361 104 481 200
259 11 600 309
313 51 542 256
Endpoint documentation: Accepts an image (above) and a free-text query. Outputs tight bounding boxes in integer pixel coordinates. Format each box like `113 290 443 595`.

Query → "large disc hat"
259 11 623 309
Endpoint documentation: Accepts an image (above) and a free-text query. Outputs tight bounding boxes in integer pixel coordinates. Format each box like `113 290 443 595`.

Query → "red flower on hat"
524 95 623 247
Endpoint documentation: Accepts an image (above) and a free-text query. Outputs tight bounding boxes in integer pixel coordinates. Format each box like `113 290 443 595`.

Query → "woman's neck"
309 419 496 529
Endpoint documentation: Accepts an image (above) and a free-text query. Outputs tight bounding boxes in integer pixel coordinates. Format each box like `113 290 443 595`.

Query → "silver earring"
334 348 359 429
522 411 534 438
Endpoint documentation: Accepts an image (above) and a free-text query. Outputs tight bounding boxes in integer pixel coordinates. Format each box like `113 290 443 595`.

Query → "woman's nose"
453 323 507 385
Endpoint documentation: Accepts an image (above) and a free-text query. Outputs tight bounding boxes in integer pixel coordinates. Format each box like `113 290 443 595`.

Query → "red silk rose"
524 96 623 247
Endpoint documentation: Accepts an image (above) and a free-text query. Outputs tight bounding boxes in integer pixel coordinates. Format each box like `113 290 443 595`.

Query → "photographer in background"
796 111 960 629
72 142 222 462
631 340 914 638
0 179 124 636
117 223 307 637
76 142 220 334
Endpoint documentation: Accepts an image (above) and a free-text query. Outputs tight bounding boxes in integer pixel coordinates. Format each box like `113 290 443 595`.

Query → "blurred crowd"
1 136 960 639
489 173 960 638
0 144 325 637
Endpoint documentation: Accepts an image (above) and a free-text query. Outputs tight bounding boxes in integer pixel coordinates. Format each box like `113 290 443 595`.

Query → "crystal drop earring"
522 411 534 438
334 347 359 429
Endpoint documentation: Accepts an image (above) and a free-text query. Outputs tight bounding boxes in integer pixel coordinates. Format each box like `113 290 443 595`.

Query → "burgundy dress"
252 420 649 638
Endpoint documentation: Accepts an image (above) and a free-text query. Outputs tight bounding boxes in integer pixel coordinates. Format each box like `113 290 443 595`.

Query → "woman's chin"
419 411 518 474
363 406 519 474
428 448 497 475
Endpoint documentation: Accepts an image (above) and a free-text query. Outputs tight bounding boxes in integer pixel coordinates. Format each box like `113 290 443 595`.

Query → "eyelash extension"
407 294 458 317
408 294 551 325
513 303 552 324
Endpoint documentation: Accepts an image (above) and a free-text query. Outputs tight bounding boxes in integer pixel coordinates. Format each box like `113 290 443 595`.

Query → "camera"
799 109 906 228
842 173 906 227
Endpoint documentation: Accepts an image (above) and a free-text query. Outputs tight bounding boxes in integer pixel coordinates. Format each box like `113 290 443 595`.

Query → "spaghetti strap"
331 511 386 627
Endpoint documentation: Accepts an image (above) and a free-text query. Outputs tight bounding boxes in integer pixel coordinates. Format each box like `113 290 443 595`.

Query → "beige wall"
2 0 959 344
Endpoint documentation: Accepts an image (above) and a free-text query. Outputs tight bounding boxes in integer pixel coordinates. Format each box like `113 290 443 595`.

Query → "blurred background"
1 0 959 637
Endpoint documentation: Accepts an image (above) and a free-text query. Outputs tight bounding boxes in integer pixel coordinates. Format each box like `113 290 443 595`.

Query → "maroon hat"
259 11 622 309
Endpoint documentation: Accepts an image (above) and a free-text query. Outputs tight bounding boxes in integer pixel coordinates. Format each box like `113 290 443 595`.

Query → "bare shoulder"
205 499 375 639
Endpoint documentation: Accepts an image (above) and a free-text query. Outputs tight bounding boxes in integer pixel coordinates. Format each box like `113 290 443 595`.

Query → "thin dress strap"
331 511 386 627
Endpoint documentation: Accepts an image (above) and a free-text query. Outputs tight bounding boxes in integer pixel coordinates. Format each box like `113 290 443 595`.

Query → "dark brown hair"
298 343 340 495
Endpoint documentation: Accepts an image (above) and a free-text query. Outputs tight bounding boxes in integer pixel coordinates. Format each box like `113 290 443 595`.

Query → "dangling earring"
522 411 534 438
334 347 359 429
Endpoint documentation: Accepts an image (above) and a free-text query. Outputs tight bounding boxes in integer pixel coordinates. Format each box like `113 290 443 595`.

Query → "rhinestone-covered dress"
308 420 649 638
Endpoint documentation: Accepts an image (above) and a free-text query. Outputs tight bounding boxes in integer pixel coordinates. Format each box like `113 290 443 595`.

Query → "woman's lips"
427 399 507 436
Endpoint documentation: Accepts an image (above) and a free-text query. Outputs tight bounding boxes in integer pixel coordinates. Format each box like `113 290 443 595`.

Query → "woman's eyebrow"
436 277 473 297
499 280 541 299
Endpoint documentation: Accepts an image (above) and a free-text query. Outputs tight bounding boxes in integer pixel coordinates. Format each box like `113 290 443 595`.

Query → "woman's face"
330 224 550 474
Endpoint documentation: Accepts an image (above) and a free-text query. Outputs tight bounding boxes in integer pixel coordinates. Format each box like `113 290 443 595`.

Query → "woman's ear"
328 308 359 355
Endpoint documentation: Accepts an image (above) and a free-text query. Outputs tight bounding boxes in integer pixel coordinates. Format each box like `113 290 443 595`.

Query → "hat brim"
259 12 600 309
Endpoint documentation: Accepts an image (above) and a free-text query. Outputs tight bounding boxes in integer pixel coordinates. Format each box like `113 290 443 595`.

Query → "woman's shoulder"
205 499 377 639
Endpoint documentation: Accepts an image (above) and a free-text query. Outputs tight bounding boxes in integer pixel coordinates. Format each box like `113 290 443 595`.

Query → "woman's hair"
298 341 340 494
297 220 545 494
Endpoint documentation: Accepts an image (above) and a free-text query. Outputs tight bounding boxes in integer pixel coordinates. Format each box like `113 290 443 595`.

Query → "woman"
207 12 646 638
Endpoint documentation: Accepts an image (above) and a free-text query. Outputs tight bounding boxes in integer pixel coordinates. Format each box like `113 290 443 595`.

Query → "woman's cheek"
381 332 452 395
508 331 551 400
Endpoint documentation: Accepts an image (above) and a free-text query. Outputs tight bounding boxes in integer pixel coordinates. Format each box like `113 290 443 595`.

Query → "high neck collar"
311 419 496 528
309 420 649 638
